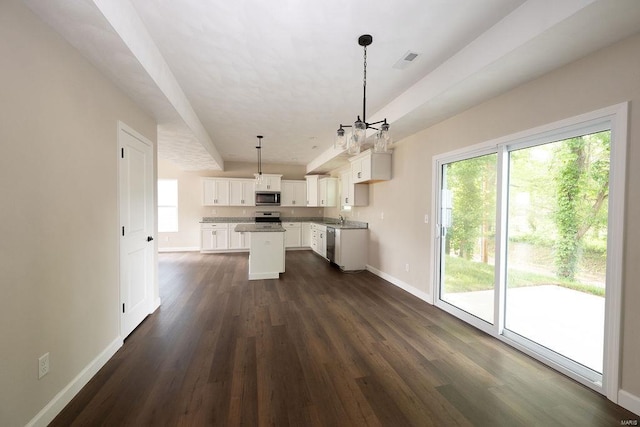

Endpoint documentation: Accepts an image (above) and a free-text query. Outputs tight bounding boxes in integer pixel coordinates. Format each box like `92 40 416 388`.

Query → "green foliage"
443 255 604 297
553 132 610 280
446 154 496 260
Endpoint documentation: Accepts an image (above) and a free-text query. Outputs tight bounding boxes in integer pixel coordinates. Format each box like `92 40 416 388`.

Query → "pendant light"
255 135 264 185
335 34 392 154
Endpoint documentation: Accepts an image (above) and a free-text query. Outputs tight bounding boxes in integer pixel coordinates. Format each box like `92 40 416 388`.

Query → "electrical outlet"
38 353 49 379
211 209 217 215
424 214 429 224
380 211 384 220
405 263 410 272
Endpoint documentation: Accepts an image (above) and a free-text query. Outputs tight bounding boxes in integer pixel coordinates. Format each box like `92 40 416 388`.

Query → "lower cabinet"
201 222 311 252
201 223 229 251
302 223 311 247
334 228 368 271
283 222 302 248
311 224 327 258
229 223 251 250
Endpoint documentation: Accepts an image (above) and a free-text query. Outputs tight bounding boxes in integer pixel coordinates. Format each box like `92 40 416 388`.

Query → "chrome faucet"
338 215 345 225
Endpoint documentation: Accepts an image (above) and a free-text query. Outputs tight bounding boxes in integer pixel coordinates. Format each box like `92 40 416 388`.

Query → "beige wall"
0 1 157 426
158 160 325 250
330 32 640 399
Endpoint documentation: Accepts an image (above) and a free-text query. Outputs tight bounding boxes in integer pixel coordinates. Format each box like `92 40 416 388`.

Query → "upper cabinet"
306 175 337 207
305 175 320 206
350 149 392 184
254 174 282 192
340 170 368 207
281 180 307 207
203 178 230 206
318 177 338 207
229 179 255 206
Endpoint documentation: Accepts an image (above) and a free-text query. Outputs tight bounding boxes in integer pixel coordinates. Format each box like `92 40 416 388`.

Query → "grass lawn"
442 255 605 297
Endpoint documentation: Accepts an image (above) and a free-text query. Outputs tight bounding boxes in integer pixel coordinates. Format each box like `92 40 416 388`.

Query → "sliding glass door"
504 131 610 380
434 107 626 395
439 153 497 324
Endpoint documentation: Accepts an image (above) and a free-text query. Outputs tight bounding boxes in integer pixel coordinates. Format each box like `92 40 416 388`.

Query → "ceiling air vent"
393 51 419 70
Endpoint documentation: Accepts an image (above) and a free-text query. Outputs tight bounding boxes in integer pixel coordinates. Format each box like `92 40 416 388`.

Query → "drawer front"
201 223 228 230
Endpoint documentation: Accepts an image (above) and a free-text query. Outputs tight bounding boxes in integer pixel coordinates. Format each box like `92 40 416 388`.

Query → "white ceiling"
23 0 640 172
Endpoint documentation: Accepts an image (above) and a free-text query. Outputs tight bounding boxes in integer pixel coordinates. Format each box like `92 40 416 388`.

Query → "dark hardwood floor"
51 251 637 426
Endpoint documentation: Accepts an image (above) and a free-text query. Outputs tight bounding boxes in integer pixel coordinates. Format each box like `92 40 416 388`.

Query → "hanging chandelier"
335 34 391 155
255 135 264 185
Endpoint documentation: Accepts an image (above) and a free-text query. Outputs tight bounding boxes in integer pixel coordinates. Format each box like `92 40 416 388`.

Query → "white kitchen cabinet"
254 174 282 191
229 223 251 250
334 228 368 271
340 170 368 207
282 222 302 248
281 180 307 207
319 177 337 207
311 223 327 258
310 224 318 252
350 149 392 184
305 175 321 206
200 223 229 251
317 225 327 258
248 231 285 280
229 179 255 206
203 178 230 206
301 223 311 247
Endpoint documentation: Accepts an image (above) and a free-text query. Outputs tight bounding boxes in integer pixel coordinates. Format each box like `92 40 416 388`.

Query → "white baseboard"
152 297 161 313
619 390 640 417
26 337 123 427
365 264 432 304
158 246 200 253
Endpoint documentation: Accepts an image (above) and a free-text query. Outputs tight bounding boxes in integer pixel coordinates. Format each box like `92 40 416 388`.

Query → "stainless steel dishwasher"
326 226 336 263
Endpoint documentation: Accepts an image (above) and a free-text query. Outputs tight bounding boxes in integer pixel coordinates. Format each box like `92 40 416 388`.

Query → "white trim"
602 102 628 402
26 338 123 427
158 246 200 253
248 272 280 280
618 390 640 417
152 297 162 313
365 264 432 304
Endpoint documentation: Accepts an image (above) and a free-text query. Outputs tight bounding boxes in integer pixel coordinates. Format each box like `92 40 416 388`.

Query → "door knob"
147 236 154 242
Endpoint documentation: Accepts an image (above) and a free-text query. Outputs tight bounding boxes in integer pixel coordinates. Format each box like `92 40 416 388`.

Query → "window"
158 179 178 232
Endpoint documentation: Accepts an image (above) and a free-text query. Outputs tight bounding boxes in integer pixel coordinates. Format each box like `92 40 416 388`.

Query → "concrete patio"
444 285 604 372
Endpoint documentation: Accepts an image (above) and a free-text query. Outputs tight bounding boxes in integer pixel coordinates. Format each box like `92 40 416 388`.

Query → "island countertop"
234 223 285 232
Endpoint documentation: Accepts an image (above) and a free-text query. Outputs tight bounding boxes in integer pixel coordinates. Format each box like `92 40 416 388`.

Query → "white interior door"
119 123 154 339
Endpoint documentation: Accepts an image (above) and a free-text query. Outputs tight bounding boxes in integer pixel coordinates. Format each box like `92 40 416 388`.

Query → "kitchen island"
234 223 285 280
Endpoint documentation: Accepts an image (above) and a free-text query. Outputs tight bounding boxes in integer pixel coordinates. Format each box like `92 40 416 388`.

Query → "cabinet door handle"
346 197 349 204
357 172 361 178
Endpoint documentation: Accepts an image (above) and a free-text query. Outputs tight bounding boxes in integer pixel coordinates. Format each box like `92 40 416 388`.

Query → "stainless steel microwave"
255 191 281 206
